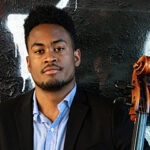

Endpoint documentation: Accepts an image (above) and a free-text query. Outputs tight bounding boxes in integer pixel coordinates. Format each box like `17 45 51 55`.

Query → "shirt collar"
61 83 76 108
33 83 77 120
33 91 39 122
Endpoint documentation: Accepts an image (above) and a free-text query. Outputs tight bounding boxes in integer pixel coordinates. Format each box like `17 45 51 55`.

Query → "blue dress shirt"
33 84 76 150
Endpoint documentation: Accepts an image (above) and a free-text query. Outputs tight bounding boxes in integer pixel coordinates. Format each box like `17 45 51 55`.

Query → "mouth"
42 65 63 75
43 68 60 75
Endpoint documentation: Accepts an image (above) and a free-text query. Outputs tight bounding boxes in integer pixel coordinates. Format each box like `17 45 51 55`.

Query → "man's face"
26 24 81 91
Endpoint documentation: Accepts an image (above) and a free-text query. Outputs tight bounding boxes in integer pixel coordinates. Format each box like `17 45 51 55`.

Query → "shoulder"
0 89 34 113
76 85 133 126
77 86 113 105
75 86 114 117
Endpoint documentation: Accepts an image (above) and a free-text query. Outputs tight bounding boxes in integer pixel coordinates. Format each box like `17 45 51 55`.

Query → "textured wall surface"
0 0 150 144
0 0 149 100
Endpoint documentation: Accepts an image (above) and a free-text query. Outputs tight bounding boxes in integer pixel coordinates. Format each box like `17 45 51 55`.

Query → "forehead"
27 24 72 46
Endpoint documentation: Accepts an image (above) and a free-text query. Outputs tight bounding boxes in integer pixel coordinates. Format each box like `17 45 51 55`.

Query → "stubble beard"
34 71 75 92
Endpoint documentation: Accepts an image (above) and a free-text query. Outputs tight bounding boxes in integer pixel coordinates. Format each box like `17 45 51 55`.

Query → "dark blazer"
0 87 134 150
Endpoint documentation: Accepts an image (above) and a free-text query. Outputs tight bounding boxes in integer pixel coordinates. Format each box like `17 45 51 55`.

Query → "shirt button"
33 117 36 121
51 128 54 132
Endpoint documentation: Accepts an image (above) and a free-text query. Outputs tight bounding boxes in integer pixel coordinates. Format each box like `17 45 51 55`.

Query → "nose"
44 50 57 63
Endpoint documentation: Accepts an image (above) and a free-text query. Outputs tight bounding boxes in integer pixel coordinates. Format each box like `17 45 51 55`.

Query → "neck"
35 80 75 121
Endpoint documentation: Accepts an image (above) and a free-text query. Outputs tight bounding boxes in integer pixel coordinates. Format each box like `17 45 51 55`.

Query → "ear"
26 56 31 73
74 49 81 67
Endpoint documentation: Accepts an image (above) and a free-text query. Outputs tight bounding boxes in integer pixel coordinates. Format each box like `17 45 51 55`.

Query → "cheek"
64 55 75 66
65 58 75 73
29 61 41 74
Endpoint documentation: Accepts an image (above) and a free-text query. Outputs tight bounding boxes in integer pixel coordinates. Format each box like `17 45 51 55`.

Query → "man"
0 5 136 150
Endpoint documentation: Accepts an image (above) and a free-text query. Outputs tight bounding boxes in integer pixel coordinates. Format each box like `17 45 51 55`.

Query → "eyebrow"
51 39 67 45
31 39 67 49
31 43 44 49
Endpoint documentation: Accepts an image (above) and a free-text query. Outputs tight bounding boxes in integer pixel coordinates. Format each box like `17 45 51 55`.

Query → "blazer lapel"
13 88 89 150
64 88 89 150
14 90 34 150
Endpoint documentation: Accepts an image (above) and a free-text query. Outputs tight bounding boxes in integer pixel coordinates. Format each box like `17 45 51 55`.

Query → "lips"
41 64 63 75
43 67 60 74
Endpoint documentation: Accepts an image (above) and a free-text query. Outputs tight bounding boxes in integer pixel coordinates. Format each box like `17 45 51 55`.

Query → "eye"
54 47 65 52
35 49 44 54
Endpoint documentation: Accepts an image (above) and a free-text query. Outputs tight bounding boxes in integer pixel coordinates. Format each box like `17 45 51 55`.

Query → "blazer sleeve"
112 103 134 150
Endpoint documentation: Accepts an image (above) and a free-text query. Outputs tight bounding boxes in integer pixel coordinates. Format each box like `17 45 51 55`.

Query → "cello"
129 56 150 150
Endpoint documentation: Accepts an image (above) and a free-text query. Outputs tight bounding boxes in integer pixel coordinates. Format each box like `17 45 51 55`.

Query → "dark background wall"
0 0 150 143
0 0 149 100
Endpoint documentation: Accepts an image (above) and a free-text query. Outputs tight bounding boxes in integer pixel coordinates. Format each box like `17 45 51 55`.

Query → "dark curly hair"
24 5 78 51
